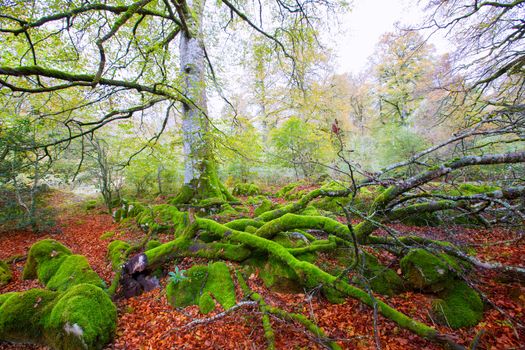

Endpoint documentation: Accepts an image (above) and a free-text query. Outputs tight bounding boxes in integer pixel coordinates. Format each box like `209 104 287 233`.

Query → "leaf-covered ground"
0 191 524 349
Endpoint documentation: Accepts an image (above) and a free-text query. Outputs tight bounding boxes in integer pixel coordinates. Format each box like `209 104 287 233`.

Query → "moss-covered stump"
400 248 458 292
0 261 12 286
166 262 236 314
431 281 483 329
22 239 106 291
0 284 117 350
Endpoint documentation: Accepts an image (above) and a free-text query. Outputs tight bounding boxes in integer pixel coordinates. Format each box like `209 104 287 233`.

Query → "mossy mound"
46 255 106 292
400 248 455 292
134 204 189 234
259 256 302 293
166 262 236 314
23 239 72 282
0 284 116 349
45 283 117 349
358 253 405 297
2 240 116 349
431 280 483 329
0 261 12 286
0 288 58 345
249 196 274 217
232 183 260 196
23 239 105 292
108 240 131 271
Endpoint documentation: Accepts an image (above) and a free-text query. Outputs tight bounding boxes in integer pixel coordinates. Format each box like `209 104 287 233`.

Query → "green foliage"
168 266 187 285
46 255 106 292
431 281 483 329
269 117 334 178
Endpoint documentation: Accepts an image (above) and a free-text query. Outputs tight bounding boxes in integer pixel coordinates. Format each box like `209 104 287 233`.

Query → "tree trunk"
174 0 233 204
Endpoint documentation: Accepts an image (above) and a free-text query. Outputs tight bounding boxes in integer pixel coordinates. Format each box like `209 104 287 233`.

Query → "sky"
334 0 450 74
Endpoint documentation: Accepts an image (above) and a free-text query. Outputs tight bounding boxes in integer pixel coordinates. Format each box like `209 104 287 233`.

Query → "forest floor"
0 190 524 350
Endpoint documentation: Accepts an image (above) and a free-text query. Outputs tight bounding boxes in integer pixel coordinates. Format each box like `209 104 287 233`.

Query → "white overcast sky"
334 0 451 74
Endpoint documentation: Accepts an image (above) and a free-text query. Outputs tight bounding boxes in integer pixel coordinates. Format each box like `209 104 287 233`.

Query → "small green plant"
168 266 187 284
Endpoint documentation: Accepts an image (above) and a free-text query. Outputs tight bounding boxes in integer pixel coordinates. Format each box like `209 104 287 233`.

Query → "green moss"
358 253 404 296
198 291 216 314
166 262 236 314
44 283 117 349
23 239 72 283
0 261 12 286
0 288 58 344
299 205 320 216
107 240 131 271
457 183 500 195
145 240 162 251
46 255 106 292
83 199 98 211
400 249 454 292
0 293 16 308
217 203 238 217
272 232 306 248
204 262 236 310
431 281 483 329
166 265 208 308
254 197 273 217
99 231 115 240
400 212 441 227
259 257 301 293
232 183 260 196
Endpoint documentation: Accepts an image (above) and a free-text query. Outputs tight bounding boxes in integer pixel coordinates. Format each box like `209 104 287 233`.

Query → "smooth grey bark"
179 0 208 186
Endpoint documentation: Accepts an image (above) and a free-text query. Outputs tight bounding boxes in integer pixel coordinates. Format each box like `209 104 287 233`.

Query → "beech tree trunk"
175 0 232 203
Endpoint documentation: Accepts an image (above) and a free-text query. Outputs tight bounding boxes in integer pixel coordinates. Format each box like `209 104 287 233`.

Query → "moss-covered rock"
44 283 117 349
400 248 455 292
23 239 72 283
166 262 236 314
232 183 260 196
107 240 131 271
431 280 483 329
23 239 105 292
0 261 12 286
259 257 302 293
0 288 58 345
252 196 274 217
0 284 117 350
2 240 116 350
358 253 405 297
46 255 106 292
166 265 208 308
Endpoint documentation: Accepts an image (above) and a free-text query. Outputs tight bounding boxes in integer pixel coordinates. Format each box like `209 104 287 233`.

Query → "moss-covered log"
137 214 463 349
